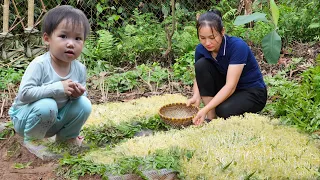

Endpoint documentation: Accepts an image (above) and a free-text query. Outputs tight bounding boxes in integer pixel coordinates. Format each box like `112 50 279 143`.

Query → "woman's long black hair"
196 9 224 37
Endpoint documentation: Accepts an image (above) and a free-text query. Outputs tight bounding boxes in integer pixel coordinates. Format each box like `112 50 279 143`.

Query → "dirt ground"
0 41 319 180
0 134 58 180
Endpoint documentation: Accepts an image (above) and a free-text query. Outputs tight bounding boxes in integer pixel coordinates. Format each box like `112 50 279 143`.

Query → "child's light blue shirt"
12 52 87 109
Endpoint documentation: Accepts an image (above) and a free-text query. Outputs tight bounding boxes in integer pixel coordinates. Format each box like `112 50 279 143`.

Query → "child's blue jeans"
8 96 92 142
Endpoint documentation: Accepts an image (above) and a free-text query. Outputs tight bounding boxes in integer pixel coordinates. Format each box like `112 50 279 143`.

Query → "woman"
187 10 267 125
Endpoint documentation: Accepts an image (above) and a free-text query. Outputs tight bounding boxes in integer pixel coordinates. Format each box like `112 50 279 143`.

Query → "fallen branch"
9 171 37 174
0 96 5 118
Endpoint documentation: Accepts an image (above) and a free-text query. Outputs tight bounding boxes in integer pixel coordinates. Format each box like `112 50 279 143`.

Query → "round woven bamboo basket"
159 103 199 128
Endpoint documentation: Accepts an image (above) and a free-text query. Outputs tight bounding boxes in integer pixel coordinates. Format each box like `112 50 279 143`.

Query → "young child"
8 5 92 150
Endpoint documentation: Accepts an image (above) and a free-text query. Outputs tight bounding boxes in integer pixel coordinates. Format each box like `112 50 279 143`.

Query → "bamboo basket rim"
158 103 199 127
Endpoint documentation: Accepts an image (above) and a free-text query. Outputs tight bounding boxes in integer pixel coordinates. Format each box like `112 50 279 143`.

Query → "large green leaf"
161 4 169 17
270 0 279 27
262 30 281 64
308 23 320 29
234 12 267 26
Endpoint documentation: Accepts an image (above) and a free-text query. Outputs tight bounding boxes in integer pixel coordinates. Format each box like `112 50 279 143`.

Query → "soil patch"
0 134 59 180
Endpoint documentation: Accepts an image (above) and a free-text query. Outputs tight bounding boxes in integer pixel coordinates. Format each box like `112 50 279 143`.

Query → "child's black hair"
196 9 224 37
42 5 90 39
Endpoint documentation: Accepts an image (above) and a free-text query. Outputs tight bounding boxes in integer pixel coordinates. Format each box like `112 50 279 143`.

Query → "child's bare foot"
66 136 85 147
55 136 89 149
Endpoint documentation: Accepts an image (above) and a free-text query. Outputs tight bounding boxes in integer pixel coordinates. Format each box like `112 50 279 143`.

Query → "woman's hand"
71 82 86 98
186 95 201 107
192 108 208 126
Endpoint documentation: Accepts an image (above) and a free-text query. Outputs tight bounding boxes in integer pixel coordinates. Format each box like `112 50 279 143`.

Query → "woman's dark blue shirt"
195 35 266 89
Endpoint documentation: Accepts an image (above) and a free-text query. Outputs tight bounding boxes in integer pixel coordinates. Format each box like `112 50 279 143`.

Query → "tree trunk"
27 0 35 30
244 0 253 28
164 0 176 64
2 0 9 34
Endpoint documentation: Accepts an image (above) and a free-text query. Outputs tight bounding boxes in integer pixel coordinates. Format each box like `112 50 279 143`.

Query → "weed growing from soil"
13 162 32 169
57 146 194 179
0 122 14 140
81 115 170 147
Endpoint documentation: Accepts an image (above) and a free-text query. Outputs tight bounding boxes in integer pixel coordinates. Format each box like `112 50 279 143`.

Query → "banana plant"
234 0 281 64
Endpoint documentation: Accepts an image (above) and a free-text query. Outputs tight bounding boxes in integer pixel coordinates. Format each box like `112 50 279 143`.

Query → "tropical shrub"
264 65 320 132
234 0 281 64
172 51 195 85
277 0 320 43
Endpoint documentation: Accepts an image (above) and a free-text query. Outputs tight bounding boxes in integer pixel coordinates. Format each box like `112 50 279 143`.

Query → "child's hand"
62 79 75 96
71 82 86 98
